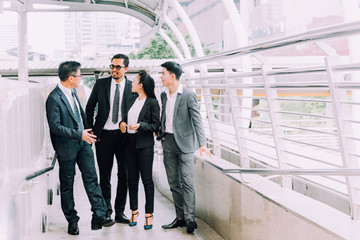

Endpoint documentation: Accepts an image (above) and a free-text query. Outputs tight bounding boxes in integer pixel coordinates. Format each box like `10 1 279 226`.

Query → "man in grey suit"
158 61 211 233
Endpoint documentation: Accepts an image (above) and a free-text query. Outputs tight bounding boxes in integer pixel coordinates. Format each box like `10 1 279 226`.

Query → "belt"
102 129 121 134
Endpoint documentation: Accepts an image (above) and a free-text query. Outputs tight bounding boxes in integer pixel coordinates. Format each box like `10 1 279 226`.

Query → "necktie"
72 90 84 131
112 83 120 124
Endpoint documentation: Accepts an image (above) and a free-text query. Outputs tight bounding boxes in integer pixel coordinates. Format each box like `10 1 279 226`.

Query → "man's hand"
129 123 140 131
199 145 211 158
82 129 97 144
120 122 127 133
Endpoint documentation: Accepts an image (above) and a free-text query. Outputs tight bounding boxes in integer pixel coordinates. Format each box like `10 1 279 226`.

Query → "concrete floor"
27 166 224 240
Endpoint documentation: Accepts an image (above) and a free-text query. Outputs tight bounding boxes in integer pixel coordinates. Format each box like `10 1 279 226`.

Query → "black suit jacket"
46 86 89 161
85 76 134 138
122 95 160 149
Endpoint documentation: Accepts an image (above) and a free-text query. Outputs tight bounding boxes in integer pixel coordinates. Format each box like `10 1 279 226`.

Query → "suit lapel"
161 92 167 128
122 77 132 115
137 98 149 121
56 86 76 122
106 77 111 105
173 92 183 120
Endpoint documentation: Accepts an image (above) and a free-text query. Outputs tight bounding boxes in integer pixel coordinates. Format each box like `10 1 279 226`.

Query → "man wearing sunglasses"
86 54 134 224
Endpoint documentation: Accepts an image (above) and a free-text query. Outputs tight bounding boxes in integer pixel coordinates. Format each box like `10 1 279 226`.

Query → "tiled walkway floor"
31 166 224 240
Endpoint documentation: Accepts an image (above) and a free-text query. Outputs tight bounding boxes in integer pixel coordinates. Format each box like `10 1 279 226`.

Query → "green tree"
131 32 211 59
136 33 176 59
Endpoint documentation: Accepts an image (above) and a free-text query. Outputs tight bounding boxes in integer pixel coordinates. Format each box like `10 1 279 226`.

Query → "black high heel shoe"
144 214 153 230
129 211 139 227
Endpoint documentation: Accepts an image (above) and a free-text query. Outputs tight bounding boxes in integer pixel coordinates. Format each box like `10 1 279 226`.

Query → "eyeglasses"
71 75 82 78
109 64 126 70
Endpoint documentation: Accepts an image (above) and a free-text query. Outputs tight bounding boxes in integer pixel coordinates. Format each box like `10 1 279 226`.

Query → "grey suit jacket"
158 86 206 153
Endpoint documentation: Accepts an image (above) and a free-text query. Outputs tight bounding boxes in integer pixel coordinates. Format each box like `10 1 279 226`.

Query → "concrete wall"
153 152 349 240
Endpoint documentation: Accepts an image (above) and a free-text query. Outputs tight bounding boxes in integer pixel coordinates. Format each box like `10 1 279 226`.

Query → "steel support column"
17 10 29 82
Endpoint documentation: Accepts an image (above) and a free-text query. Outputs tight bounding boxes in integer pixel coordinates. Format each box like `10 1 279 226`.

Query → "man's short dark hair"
161 61 182 80
112 54 130 67
58 61 81 82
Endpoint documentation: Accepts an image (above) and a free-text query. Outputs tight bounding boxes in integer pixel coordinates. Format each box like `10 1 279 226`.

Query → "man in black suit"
46 61 114 235
86 54 133 223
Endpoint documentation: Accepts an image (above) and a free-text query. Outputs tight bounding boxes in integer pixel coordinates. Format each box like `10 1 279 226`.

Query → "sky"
28 12 65 54
0 11 65 55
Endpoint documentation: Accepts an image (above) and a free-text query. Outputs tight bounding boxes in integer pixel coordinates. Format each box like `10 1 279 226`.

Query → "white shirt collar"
58 82 73 96
165 83 183 96
112 78 126 88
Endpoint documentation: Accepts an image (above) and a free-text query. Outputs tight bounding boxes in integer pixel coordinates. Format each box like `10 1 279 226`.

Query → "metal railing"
180 20 360 219
25 153 57 181
0 153 57 240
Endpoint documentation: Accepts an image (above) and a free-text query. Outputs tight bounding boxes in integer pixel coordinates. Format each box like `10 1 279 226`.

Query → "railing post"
262 63 291 188
325 56 360 220
222 63 250 167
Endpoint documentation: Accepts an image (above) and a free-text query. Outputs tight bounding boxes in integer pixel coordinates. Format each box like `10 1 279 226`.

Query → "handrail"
204 159 360 176
25 153 57 181
182 20 360 66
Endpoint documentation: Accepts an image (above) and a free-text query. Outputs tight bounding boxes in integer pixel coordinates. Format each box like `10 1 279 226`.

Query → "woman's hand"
120 122 127 133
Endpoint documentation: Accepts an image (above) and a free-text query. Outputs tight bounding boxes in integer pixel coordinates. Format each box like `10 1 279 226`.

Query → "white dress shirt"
127 97 146 134
104 78 125 130
165 83 183 133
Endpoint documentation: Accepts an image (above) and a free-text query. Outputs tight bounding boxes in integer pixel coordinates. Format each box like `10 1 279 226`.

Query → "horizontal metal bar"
211 119 234 127
235 95 267 100
278 124 338 136
341 118 360 124
280 137 340 152
222 167 360 176
237 135 276 149
270 83 329 89
332 63 360 72
233 105 269 113
227 71 263 78
284 150 342 168
245 147 278 161
273 97 331 103
208 110 233 117
237 126 274 137
339 101 360 105
213 128 236 136
213 135 238 146
236 115 271 124
277 111 334 119
344 135 360 142
291 175 348 199
267 66 326 75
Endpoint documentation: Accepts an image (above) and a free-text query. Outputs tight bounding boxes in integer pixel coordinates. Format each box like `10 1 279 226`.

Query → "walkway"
24 165 224 240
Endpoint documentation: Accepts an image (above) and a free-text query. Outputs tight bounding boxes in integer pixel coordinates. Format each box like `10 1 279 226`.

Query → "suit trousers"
95 129 128 216
126 134 155 213
162 133 195 221
58 141 107 223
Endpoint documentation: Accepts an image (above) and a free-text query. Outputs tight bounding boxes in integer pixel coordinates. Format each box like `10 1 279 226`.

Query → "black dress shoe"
91 216 115 230
162 218 186 229
186 220 198 233
115 213 130 223
68 222 79 235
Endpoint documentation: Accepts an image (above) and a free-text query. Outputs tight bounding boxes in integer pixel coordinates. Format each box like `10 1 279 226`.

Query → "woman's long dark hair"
138 70 156 99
